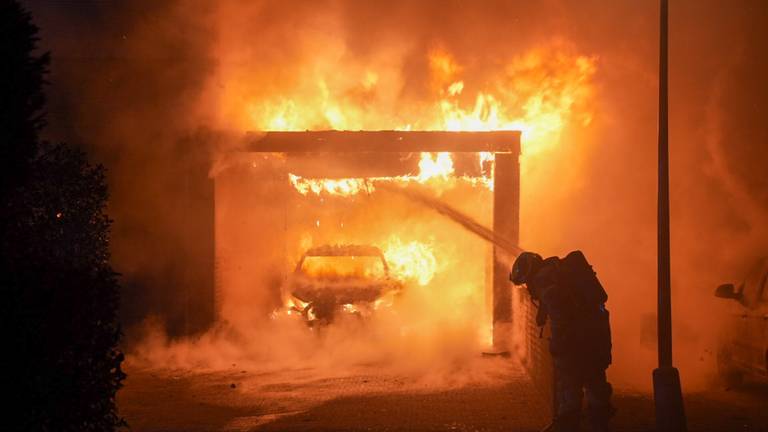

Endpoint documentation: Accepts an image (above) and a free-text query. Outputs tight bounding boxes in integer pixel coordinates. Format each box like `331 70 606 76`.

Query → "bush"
1 1 125 430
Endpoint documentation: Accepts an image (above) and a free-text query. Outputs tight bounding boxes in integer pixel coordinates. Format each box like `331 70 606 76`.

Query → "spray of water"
377 183 523 261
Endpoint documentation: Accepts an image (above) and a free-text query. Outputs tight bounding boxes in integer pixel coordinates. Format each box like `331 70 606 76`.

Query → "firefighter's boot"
586 405 615 432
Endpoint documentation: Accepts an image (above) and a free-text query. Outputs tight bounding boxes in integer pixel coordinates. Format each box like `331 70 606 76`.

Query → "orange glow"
284 295 309 317
220 42 596 156
288 151 490 197
299 255 386 279
416 152 454 182
275 44 596 196
213 28 597 364
289 174 373 197
428 47 597 154
382 237 438 286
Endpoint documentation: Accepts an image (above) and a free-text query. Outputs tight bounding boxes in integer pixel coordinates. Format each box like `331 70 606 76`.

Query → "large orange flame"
382 237 438 286
237 42 595 198
220 42 596 156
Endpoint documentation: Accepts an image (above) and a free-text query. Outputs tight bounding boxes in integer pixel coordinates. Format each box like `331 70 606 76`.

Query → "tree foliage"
1 1 125 430
0 0 48 198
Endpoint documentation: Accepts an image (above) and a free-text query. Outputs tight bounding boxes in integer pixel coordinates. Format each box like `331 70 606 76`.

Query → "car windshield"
300 256 386 279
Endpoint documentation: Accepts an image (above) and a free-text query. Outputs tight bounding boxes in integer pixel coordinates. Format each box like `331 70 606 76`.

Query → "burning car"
714 256 768 386
285 244 404 325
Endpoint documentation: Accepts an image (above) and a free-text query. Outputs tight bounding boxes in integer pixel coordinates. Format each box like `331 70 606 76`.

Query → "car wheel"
717 347 743 388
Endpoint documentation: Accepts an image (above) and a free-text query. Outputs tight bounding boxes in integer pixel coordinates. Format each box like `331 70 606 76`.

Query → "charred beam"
245 130 521 153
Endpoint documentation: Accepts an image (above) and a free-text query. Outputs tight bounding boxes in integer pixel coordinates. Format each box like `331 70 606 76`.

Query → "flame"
228 40 596 200
288 151 486 197
226 42 595 157
289 174 373 197
243 43 595 198
416 152 454 182
287 295 308 310
382 237 437 286
429 45 597 152
283 295 309 317
341 303 360 314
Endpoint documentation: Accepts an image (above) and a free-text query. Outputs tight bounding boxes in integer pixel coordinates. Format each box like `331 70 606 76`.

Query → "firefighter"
511 251 614 432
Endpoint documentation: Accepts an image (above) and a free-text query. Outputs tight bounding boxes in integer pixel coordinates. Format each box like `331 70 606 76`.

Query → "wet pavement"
118 359 768 431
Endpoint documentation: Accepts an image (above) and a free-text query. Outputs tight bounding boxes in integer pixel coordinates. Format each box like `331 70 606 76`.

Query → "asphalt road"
118 359 768 431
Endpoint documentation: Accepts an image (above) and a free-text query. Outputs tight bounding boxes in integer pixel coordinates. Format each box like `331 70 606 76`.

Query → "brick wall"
514 287 555 419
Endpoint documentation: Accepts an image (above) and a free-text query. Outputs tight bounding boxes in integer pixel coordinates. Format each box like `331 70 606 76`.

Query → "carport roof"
244 130 520 153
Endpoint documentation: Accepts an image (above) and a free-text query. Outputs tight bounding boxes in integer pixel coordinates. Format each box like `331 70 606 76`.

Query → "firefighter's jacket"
528 256 612 369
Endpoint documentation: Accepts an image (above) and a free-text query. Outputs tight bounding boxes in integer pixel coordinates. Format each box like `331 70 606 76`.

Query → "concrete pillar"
492 151 520 351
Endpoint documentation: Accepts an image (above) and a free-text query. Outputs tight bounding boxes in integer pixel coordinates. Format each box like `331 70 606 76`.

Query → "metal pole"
657 0 672 371
653 0 687 430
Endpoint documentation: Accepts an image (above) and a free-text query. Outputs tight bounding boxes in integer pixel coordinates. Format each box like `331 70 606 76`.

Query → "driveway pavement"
118 358 768 431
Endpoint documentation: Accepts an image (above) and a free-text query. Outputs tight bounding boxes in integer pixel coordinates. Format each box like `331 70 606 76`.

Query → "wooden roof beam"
244 130 521 153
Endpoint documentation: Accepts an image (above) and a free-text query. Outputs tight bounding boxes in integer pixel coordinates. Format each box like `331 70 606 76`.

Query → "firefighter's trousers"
553 357 613 432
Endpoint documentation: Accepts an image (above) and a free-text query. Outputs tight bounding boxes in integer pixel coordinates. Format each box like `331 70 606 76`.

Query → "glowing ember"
284 295 309 316
287 151 491 197
341 303 359 314
290 174 373 196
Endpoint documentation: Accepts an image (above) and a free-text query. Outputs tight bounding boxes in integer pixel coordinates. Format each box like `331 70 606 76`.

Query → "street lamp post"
653 0 687 431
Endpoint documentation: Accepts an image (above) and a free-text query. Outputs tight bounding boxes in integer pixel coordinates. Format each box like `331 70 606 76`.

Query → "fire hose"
375 183 523 256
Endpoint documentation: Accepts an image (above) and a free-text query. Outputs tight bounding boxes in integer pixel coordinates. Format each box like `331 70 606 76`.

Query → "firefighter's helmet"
510 252 543 285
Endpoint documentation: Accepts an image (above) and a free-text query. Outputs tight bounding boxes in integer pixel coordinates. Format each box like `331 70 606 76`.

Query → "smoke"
704 77 768 247
534 0 768 390
25 0 768 392
25 0 219 334
203 156 497 383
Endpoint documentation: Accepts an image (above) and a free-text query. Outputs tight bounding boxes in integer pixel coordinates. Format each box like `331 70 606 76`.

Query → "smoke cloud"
25 0 768 391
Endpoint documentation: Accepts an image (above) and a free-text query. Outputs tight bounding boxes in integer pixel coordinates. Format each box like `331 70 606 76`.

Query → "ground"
118 357 768 432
